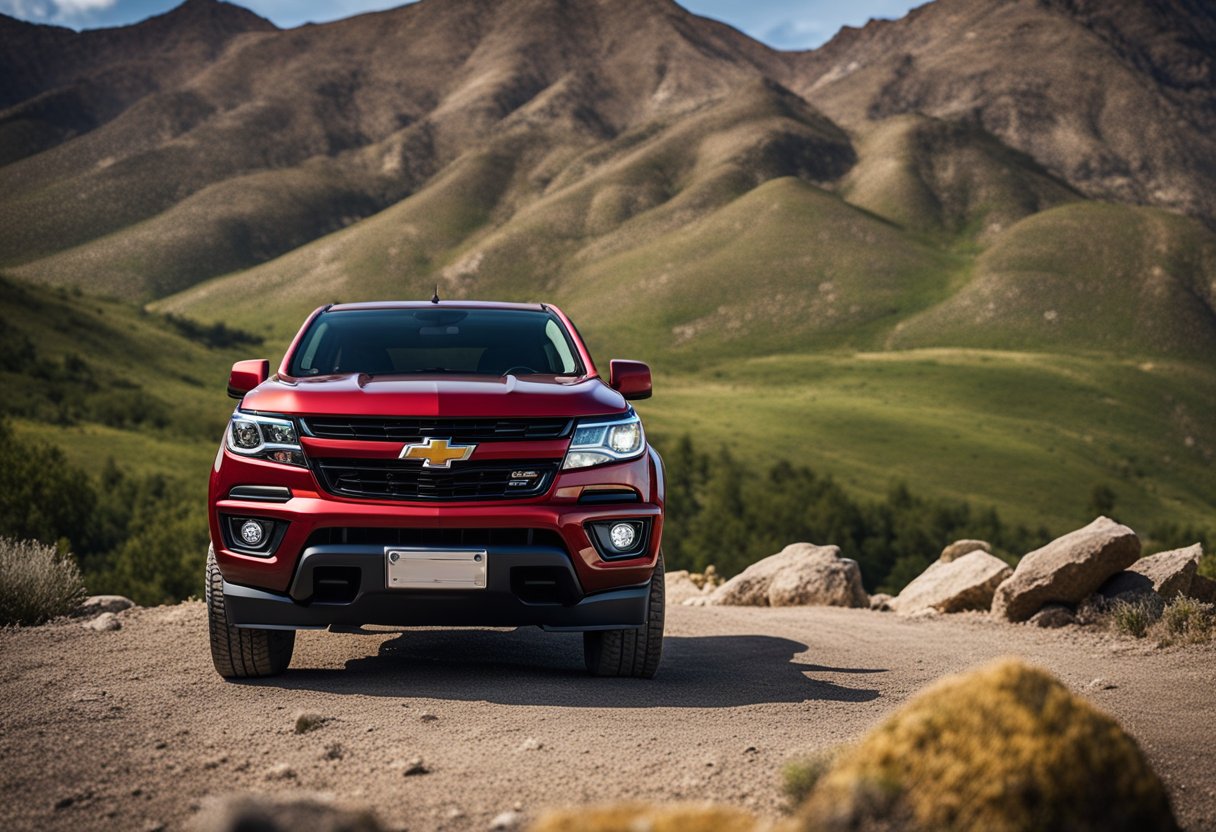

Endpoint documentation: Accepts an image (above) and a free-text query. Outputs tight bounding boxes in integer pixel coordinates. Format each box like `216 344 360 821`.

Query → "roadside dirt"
2 603 1213 831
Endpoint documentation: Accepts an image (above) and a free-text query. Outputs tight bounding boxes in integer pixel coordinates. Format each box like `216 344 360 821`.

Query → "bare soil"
2 604 1213 831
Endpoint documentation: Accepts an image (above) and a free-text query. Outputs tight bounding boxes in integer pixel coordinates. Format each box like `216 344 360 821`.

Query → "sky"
0 0 924 50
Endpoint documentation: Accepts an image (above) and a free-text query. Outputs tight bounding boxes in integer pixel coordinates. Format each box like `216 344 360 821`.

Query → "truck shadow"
259 629 885 707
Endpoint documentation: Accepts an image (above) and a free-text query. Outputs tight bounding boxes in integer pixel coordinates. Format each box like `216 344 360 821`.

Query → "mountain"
1 0 1214 535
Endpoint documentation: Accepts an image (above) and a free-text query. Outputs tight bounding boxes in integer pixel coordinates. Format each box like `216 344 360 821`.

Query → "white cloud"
0 0 116 24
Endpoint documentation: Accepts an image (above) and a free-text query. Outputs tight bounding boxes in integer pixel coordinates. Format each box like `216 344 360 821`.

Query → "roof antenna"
430 284 440 304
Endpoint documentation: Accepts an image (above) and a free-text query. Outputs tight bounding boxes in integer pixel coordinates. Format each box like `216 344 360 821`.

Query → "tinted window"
288 309 583 377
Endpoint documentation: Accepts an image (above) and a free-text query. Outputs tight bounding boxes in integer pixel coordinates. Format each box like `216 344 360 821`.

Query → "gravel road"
2 603 1213 831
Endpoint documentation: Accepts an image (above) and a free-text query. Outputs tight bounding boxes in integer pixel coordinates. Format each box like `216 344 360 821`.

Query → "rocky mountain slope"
1 0 1215 533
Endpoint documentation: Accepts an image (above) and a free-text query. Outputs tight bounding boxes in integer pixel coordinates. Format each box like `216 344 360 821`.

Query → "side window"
545 319 577 373
298 321 329 374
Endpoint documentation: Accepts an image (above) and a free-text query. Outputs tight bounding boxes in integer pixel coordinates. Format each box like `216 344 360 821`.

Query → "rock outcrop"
71 595 135 618
992 517 1140 622
890 551 1012 615
939 539 992 563
707 543 867 608
1100 545 1202 602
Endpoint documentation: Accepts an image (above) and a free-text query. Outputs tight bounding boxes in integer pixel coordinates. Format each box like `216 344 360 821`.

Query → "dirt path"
2 603 1214 831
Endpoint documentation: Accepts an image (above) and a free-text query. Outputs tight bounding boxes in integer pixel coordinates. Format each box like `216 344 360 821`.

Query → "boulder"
665 570 710 605
1100 544 1201 602
708 543 868 608
1029 604 1076 628
71 595 134 618
83 612 121 632
1189 574 1216 604
890 551 1012 615
992 517 1140 622
869 593 894 612
940 539 992 563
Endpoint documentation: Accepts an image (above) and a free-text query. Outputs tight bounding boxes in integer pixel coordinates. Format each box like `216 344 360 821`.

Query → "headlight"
562 412 646 470
226 410 306 467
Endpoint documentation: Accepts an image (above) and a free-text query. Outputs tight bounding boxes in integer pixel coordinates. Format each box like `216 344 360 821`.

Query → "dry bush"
530 803 764 832
1158 596 1214 644
798 658 1178 832
0 537 87 626
782 749 839 807
1110 596 1164 638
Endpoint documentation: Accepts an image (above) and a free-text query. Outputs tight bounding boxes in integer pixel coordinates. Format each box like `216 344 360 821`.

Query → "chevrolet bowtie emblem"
399 437 476 468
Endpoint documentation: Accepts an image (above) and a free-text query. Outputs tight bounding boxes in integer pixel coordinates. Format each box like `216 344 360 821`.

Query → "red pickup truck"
207 301 665 679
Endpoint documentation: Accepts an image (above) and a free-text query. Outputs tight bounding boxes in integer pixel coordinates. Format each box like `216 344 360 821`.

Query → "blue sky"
0 0 923 49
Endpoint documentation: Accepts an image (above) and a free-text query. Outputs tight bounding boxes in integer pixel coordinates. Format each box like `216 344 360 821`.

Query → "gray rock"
264 763 296 781
869 593 894 611
72 595 134 618
992 517 1140 622
1029 604 1076 628
1100 544 1201 602
83 612 122 632
890 551 1012 615
940 539 992 563
708 543 868 608
190 794 384 832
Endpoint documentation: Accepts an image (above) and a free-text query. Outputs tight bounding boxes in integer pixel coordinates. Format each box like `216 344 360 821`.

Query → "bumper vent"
304 527 565 549
312 459 560 501
302 417 572 442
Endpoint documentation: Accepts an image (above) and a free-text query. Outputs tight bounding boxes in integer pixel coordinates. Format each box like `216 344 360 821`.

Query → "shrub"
1111 597 1163 638
0 537 87 625
1160 596 1214 643
783 750 837 806
797 658 1178 832
531 803 759 832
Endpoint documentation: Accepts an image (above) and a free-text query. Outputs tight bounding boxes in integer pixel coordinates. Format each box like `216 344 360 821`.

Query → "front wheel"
206 546 294 679
584 553 665 678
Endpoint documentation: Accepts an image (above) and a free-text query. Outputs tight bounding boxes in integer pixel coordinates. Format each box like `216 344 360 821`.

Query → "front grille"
305 527 566 549
302 417 572 442
312 458 559 501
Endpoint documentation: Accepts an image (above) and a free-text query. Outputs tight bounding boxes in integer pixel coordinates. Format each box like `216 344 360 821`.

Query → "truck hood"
240 373 628 420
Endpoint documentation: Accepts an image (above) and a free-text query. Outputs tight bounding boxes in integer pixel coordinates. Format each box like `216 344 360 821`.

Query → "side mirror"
608 359 652 401
228 359 269 399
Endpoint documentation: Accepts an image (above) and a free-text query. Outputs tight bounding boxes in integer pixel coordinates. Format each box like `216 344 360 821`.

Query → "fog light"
609 522 636 551
240 519 265 547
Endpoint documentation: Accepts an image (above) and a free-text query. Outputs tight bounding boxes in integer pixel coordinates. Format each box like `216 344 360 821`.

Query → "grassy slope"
0 277 242 481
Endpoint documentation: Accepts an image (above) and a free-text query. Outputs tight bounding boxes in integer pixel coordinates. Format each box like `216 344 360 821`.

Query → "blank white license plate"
385 549 487 590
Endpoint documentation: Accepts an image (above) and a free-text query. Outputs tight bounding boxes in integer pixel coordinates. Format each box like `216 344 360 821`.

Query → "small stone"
1029 604 1076 628
1086 678 1118 691
323 743 344 761
490 810 522 830
202 755 228 770
142 822 165 832
153 740 168 750
293 711 327 734
743 746 758 754
419 712 438 722
517 737 542 752
83 612 122 632
265 763 296 781
402 757 429 776
445 807 466 820
72 595 135 618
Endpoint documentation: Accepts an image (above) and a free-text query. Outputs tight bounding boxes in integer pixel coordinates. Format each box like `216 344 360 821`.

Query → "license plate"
385 549 487 590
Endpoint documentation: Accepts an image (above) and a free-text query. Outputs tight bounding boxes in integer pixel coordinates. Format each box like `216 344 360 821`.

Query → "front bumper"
208 444 665 625
222 543 652 631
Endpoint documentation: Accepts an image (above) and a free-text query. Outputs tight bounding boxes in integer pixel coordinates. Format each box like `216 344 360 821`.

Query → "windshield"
287 308 583 377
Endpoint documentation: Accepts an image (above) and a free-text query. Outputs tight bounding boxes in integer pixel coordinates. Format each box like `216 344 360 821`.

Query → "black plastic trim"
585 518 652 560
227 485 294 503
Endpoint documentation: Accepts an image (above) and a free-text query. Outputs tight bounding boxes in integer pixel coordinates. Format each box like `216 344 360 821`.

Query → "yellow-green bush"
798 658 1178 832
530 803 765 832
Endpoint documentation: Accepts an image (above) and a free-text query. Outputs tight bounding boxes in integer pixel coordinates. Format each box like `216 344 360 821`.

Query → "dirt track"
2 603 1214 831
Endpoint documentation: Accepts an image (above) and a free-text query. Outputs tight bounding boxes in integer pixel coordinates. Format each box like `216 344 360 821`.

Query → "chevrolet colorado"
207 301 664 679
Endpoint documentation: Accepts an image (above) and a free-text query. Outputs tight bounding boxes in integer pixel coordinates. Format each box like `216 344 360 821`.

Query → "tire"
584 553 665 678
206 546 294 679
